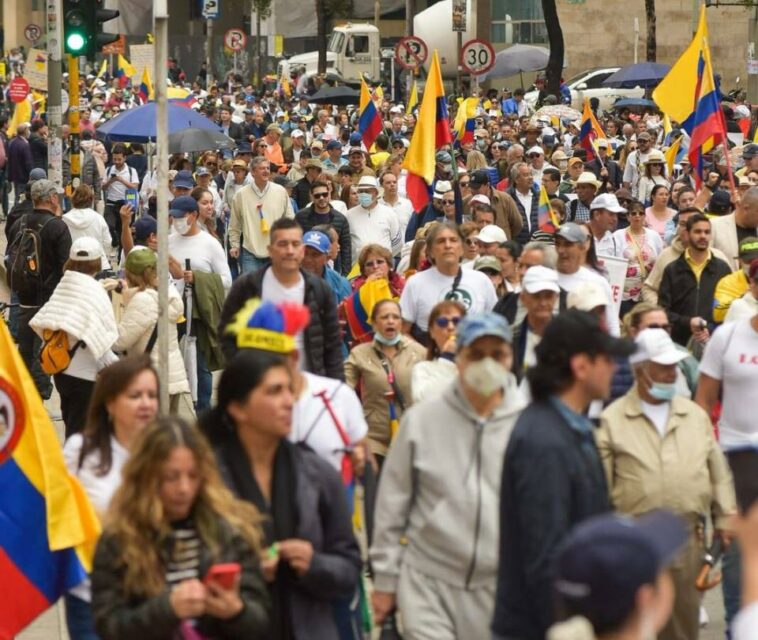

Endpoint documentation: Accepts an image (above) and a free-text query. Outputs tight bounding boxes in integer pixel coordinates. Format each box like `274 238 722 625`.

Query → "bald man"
711 187 758 270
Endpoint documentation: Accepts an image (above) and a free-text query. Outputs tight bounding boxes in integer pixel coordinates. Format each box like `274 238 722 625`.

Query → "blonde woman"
91 417 270 639
113 247 190 415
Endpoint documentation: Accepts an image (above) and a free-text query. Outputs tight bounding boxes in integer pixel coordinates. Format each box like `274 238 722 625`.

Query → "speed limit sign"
461 39 495 75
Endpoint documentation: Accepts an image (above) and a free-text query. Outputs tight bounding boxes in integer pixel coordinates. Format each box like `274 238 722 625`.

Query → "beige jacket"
345 336 426 456
229 181 294 257
711 212 740 271
596 387 736 528
641 236 732 304
463 189 523 241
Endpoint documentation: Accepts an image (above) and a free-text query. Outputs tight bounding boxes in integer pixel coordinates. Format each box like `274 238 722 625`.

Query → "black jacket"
492 400 611 640
214 438 361 640
658 251 732 346
222 121 246 146
29 133 47 170
506 184 540 246
292 177 315 210
91 518 270 640
6 209 72 306
218 265 344 380
295 205 352 276
585 157 623 193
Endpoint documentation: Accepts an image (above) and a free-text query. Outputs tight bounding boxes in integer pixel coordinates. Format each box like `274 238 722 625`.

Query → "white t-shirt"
640 400 670 437
380 196 414 241
289 372 368 472
594 231 619 258
347 202 402 258
63 434 130 601
399 266 498 331
262 269 306 360
558 266 621 336
105 164 138 202
168 230 232 297
699 319 758 449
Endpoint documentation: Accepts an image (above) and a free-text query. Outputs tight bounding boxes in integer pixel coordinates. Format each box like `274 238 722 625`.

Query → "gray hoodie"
370 374 525 592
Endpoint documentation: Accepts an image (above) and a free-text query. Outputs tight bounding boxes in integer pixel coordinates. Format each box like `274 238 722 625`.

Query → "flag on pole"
578 98 606 162
115 54 136 88
664 135 683 176
8 96 32 137
0 318 100 638
537 185 560 233
662 113 673 146
137 65 153 104
402 50 453 213
406 79 418 113
358 77 383 150
174 94 198 109
453 97 479 146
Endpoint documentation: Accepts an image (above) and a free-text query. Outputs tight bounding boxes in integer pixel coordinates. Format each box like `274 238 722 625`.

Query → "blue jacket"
323 266 351 305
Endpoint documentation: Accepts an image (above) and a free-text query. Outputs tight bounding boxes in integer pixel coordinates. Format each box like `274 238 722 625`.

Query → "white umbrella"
477 44 550 82
179 259 198 403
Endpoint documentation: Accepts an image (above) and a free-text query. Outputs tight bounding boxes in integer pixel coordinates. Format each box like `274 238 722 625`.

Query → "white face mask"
173 216 191 235
462 357 508 397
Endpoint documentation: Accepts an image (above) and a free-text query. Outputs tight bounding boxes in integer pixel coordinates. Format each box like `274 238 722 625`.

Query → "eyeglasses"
364 260 387 269
434 316 462 328
442 199 456 205
645 323 671 332
312 192 329 199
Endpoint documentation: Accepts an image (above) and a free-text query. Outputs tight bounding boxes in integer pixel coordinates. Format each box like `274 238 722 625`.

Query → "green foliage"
324 0 353 18
251 0 273 19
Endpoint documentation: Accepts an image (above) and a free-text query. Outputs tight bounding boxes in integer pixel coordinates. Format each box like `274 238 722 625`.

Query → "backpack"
6 214 54 303
39 329 83 375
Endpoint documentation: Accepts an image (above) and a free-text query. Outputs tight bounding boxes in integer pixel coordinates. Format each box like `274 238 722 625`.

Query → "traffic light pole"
68 55 80 187
46 0 64 191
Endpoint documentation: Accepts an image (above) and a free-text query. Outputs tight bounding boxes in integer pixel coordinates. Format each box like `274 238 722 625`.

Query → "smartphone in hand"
203 563 241 590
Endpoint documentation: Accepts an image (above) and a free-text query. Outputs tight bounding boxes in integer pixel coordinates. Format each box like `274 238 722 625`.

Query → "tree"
645 0 656 61
251 0 273 87
316 0 353 77
542 0 565 99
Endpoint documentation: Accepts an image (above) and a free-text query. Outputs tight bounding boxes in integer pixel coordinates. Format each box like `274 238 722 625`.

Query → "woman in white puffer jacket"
62 184 112 270
113 247 192 414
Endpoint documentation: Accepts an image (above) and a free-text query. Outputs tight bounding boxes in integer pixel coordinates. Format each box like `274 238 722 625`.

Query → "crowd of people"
3 62 758 640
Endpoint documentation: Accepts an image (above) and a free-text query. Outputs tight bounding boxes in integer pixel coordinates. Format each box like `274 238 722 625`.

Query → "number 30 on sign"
460 39 495 75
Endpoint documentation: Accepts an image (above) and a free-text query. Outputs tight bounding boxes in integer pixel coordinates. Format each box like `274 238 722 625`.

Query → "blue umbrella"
602 62 670 89
611 98 658 110
96 102 220 143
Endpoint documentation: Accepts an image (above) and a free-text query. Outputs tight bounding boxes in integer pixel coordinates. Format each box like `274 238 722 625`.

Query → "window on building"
491 0 547 45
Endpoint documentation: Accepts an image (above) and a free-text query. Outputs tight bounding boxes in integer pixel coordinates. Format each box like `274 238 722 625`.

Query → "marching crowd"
4 66 758 640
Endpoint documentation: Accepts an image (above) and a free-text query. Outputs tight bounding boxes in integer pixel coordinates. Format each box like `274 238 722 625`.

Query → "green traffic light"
66 32 86 52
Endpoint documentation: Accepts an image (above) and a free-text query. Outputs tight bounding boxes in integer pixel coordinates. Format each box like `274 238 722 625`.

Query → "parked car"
525 67 645 112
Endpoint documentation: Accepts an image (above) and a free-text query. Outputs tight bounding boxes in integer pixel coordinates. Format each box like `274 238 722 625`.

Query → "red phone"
203 563 241 589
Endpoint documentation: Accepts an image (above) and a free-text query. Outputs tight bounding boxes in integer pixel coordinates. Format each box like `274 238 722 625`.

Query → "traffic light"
63 0 119 59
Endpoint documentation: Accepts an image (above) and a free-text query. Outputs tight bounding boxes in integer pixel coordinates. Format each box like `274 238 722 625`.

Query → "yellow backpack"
39 329 84 375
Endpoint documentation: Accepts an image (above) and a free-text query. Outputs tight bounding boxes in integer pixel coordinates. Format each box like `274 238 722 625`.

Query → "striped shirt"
165 521 202 589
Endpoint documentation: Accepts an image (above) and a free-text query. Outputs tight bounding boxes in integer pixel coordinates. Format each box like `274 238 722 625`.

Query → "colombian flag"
173 94 198 109
358 77 383 150
454 97 479 146
0 319 100 638
686 9 726 187
343 278 394 346
402 50 453 213
137 65 153 104
115 54 136 88
579 98 606 162
537 185 560 233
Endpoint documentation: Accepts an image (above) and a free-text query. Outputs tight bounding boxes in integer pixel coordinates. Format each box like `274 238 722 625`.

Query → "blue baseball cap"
456 312 512 350
326 139 342 151
303 230 331 254
173 170 195 190
235 141 253 155
133 215 157 240
554 511 687 629
349 132 363 146
169 195 199 217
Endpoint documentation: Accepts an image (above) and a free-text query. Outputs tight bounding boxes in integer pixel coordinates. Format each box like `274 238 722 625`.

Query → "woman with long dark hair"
91 416 270 639
201 351 361 640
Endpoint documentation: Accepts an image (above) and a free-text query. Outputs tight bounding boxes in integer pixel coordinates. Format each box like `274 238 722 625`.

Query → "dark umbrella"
307 85 360 105
96 101 220 143
169 128 236 154
602 62 671 89
612 97 658 110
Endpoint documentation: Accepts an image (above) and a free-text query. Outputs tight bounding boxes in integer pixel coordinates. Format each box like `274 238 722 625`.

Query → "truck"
277 0 474 86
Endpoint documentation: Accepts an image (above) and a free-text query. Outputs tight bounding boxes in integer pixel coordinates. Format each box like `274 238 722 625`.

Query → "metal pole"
375 0 381 26
155 0 170 412
68 55 80 188
390 60 395 102
206 18 214 88
456 31 462 95
749 5 758 105
634 17 639 64
46 0 63 191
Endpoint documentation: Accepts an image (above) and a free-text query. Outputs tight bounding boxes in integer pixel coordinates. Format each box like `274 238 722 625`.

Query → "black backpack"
6 214 53 302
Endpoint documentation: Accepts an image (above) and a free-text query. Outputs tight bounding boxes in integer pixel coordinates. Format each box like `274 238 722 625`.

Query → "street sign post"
201 0 220 19
461 39 495 76
24 24 42 43
8 77 30 103
224 28 246 75
394 36 428 71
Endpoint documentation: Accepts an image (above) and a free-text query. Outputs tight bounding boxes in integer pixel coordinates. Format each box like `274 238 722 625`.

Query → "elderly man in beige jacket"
596 328 736 640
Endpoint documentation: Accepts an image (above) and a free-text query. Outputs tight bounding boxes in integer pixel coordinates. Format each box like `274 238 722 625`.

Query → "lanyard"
314 389 353 486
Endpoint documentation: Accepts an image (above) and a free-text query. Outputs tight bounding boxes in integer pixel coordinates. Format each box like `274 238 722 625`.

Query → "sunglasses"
434 316 462 328
442 199 456 205
364 260 387 269
312 192 329 199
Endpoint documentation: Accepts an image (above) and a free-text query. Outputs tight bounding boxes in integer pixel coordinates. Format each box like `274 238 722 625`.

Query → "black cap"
536 310 636 363
708 189 732 214
743 143 758 158
469 169 490 187
555 510 687 628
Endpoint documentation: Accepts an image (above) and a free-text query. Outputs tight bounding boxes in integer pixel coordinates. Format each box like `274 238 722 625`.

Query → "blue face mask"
374 332 401 346
358 193 374 208
648 381 676 402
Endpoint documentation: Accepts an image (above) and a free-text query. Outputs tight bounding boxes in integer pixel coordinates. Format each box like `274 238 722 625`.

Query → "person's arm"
594 417 615 495
120 204 135 255
208 236 233 290
695 373 721 418
705 415 737 531
505 196 523 240
338 217 352 276
228 193 242 257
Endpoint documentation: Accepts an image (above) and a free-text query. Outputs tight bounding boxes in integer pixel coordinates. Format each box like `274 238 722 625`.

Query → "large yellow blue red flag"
115 54 136 88
137 65 154 104
0 318 100 637
358 76 383 150
537 185 560 233
579 98 606 162
454 96 479 145
402 50 453 213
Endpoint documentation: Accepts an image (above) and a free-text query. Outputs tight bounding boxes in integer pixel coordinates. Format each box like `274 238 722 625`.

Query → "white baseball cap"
590 193 627 214
69 237 104 262
470 194 491 206
477 224 507 244
629 328 687 366
521 265 560 294
567 281 609 312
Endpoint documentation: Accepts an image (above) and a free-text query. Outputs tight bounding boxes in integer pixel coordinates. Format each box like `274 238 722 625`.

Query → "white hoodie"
63 208 112 269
